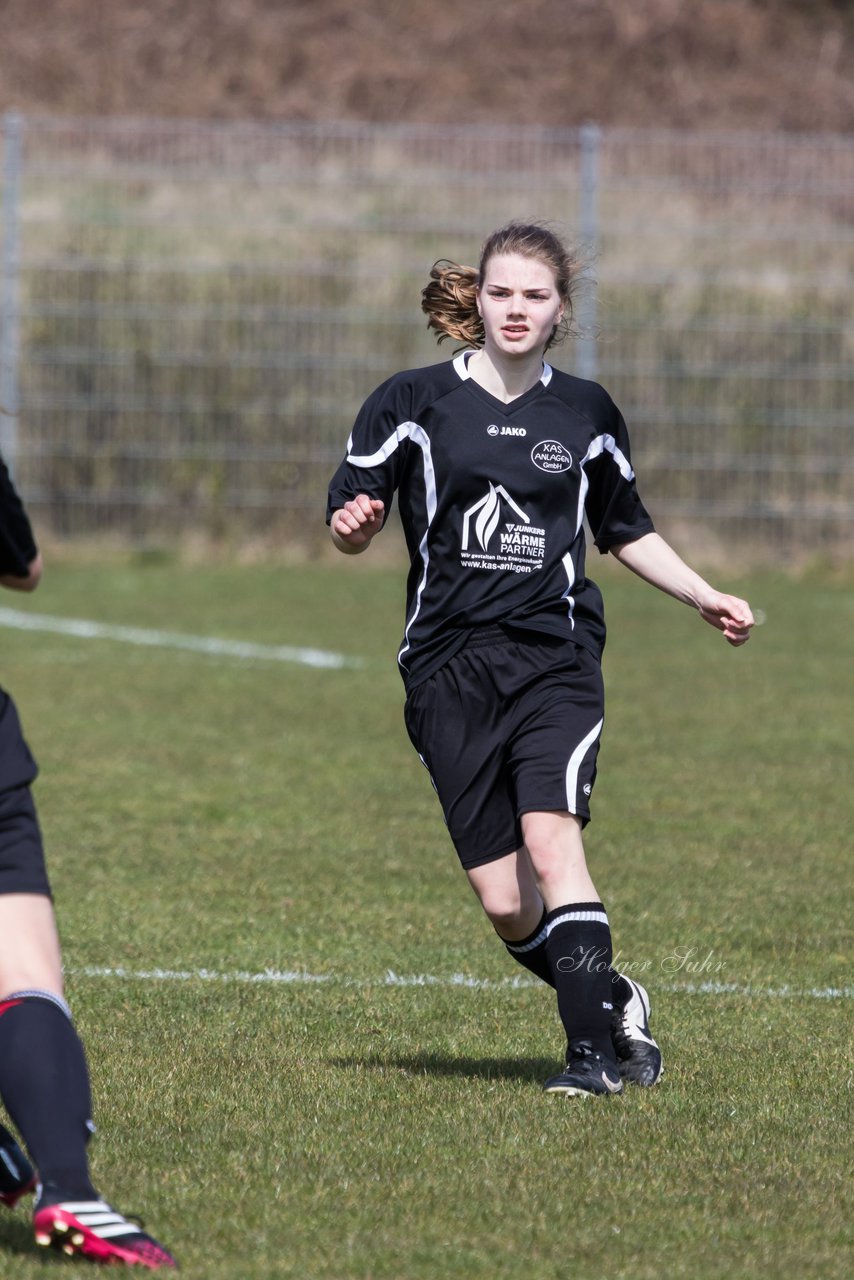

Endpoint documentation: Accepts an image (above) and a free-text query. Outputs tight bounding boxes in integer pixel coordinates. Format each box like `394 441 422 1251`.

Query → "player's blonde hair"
420 222 581 351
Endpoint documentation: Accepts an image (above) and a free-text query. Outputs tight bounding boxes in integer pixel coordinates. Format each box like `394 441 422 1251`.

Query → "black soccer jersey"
0 455 40 794
0 458 38 580
327 351 654 689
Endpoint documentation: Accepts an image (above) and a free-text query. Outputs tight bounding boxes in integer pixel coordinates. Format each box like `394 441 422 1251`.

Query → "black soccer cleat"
611 976 663 1086
33 1196 177 1269
543 1041 624 1097
0 1123 36 1208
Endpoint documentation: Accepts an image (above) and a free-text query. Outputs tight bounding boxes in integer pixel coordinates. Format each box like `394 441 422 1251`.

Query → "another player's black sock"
0 991 96 1199
544 902 617 1061
499 906 555 987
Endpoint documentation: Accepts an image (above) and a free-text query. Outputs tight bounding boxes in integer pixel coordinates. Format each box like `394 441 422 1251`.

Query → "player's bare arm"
330 496 385 554
610 532 754 646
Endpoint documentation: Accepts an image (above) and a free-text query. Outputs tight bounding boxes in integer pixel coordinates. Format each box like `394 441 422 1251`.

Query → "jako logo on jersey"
487 424 527 437
532 439 572 473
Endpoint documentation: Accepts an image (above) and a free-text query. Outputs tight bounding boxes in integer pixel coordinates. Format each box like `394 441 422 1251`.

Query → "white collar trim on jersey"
453 349 553 387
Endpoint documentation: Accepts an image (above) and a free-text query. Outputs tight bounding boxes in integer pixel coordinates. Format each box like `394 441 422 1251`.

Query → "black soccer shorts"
0 689 51 898
403 627 605 869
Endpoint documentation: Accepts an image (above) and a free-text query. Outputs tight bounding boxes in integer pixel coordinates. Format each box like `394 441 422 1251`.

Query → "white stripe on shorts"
564 716 603 812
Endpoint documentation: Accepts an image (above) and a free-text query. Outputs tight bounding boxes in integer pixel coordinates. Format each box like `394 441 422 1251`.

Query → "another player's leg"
0 888 176 1268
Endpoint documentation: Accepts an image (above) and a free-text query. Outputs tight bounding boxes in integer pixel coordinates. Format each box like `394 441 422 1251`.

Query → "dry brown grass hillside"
0 0 852 132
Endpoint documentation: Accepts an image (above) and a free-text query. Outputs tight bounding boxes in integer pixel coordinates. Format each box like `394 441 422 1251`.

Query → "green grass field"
0 556 850 1279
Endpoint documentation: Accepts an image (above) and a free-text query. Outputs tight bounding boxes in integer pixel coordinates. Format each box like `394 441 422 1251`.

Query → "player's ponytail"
421 261 483 348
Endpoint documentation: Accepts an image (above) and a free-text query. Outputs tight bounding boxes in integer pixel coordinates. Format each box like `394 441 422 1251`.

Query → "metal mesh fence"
2 114 852 559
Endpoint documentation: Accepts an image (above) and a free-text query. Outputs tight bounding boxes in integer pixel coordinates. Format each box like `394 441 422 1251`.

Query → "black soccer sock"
499 906 555 987
0 991 97 1199
500 909 632 1004
544 902 617 1060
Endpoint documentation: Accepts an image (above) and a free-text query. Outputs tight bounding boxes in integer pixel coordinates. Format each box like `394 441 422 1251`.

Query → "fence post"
575 121 600 382
0 111 23 474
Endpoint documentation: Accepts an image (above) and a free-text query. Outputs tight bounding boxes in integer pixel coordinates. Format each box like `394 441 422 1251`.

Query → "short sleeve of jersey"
326 375 412 524
581 391 655 553
0 458 38 577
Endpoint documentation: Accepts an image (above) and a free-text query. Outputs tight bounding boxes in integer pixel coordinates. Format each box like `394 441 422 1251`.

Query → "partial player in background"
328 221 754 1098
0 457 176 1268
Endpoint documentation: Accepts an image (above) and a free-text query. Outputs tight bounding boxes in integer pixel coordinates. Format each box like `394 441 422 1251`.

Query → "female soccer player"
327 222 754 1097
0 458 176 1267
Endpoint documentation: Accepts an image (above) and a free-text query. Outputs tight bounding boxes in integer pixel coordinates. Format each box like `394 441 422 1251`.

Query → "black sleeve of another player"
584 400 655 553
0 458 38 576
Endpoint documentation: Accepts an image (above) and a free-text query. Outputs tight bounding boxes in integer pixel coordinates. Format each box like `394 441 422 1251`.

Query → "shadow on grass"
0 1215 41 1262
331 1052 558 1083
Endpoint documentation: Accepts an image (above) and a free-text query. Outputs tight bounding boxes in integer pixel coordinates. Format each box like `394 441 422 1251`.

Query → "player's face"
476 253 564 360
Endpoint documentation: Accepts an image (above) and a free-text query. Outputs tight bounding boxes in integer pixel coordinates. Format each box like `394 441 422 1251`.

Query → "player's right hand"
697 591 755 646
331 496 385 549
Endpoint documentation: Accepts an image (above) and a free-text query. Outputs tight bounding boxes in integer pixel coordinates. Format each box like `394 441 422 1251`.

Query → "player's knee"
476 889 527 933
524 815 585 871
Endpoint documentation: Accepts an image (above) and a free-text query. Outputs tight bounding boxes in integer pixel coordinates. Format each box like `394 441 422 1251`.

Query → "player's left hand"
697 593 755 646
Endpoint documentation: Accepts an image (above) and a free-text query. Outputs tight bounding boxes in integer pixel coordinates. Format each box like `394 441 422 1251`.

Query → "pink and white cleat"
34 1197 177 1268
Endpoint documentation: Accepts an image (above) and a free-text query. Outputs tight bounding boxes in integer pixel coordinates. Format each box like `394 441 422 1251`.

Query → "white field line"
0 606 360 670
69 965 852 1002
